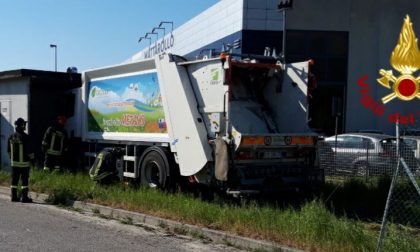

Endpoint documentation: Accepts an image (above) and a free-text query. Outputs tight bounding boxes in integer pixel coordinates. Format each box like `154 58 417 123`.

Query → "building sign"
358 15 420 125
377 15 420 104
87 72 167 133
142 34 175 59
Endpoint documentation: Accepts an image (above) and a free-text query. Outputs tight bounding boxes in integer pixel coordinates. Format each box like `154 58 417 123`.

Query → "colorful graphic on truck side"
87 72 167 133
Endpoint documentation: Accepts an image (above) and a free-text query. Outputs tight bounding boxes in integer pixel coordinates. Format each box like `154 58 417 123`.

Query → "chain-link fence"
317 123 420 251
375 123 420 251
318 134 419 180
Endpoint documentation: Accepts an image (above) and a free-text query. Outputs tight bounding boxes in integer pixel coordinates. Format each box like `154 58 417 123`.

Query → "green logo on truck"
210 68 221 85
211 68 219 81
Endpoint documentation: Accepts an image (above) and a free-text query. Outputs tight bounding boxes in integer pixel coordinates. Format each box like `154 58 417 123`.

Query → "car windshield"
325 136 375 149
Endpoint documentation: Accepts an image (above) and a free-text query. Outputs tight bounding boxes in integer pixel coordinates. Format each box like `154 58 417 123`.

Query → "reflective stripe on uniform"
11 161 30 167
90 153 104 180
10 140 30 168
47 149 61 155
50 133 56 152
48 131 64 156
21 186 28 189
95 172 112 181
10 185 18 189
94 153 104 178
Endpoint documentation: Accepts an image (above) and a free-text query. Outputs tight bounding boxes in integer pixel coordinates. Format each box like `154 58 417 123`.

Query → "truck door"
0 100 12 170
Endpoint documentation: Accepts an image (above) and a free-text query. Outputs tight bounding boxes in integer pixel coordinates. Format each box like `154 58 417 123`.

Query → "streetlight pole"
152 27 166 37
282 9 286 62
138 37 151 47
159 21 174 33
50 44 57 72
146 32 159 42
277 0 293 63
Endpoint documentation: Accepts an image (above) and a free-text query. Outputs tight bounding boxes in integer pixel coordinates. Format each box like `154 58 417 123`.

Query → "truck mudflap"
229 134 323 192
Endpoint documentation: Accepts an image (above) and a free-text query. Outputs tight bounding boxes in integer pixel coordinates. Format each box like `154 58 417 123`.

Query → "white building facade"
129 0 420 135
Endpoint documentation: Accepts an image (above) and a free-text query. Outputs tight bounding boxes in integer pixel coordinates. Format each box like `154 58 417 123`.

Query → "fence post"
376 121 400 252
366 142 369 182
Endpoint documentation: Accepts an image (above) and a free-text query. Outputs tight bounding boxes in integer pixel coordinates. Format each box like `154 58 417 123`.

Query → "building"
0 69 81 170
128 0 420 136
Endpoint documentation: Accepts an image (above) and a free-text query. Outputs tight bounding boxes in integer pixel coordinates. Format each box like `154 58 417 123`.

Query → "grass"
323 176 420 227
0 170 419 251
0 171 9 186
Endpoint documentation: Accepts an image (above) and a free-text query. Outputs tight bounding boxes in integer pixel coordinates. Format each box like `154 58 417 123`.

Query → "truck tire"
140 147 172 190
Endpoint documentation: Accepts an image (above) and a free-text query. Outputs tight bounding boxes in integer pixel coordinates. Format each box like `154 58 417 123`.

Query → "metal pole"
282 9 286 63
376 121 400 252
55 46 57 72
366 142 369 182
334 116 338 152
50 44 57 72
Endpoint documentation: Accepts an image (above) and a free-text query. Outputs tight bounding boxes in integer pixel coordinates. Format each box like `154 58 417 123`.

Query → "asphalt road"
0 194 243 252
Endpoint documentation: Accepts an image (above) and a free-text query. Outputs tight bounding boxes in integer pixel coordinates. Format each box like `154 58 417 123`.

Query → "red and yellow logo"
377 15 420 104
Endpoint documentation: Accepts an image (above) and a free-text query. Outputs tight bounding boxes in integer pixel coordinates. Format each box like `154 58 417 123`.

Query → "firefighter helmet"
14 118 27 126
57 116 67 126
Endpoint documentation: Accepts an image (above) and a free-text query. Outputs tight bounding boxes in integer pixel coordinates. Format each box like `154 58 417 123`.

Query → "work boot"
11 187 19 202
21 188 33 203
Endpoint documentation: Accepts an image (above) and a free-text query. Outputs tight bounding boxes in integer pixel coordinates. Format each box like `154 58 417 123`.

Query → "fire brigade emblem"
377 15 420 104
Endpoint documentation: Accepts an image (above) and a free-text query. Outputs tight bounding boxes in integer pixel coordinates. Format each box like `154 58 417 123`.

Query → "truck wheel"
140 148 171 190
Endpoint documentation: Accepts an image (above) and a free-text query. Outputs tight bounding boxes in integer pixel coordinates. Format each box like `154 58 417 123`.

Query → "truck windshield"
229 65 279 134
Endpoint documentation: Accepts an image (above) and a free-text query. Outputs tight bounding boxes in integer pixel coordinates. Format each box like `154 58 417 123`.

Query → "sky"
0 0 219 72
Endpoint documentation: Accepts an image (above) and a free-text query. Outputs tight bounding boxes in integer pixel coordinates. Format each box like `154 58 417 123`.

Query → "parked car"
401 136 420 175
322 133 417 177
401 136 420 159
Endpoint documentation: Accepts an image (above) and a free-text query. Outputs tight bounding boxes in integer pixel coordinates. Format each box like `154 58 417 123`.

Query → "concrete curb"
0 186 303 252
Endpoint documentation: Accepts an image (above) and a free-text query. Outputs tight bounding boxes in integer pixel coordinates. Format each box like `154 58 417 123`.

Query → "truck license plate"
262 151 283 159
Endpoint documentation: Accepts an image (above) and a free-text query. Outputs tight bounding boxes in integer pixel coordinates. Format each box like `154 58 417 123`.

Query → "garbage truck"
70 52 323 195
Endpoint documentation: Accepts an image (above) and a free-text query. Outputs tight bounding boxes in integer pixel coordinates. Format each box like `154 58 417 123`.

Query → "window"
362 138 375 149
339 136 374 149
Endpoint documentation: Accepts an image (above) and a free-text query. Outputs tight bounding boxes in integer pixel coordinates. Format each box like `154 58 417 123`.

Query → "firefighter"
8 118 34 203
89 147 122 185
42 116 68 172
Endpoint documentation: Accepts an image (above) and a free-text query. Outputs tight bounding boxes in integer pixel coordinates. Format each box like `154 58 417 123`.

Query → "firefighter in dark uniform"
8 118 34 203
42 116 68 172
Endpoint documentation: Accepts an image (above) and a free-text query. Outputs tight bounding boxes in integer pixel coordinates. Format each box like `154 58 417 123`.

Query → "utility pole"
277 0 293 63
50 44 57 72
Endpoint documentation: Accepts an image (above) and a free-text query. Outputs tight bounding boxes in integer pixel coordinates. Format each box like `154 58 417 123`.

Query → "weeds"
158 221 168 229
190 231 209 242
97 213 111 220
0 170 418 251
120 217 133 225
173 226 188 236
